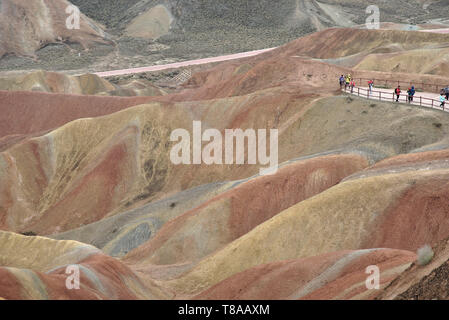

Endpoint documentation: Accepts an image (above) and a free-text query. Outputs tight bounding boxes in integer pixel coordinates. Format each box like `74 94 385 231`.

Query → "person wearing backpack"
395 86 401 102
407 86 415 103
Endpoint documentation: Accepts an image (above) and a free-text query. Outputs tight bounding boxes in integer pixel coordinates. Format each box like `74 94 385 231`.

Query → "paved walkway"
94 48 276 77
344 86 449 112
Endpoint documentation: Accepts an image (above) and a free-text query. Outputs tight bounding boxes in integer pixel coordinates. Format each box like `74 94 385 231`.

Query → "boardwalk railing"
353 77 449 94
343 86 446 111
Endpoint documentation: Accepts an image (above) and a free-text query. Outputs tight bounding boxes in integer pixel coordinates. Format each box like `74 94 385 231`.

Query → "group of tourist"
339 74 355 93
340 75 372 95
339 75 448 108
394 86 416 103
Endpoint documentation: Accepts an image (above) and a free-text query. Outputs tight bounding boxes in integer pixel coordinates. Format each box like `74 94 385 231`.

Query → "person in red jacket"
395 86 401 102
368 80 374 93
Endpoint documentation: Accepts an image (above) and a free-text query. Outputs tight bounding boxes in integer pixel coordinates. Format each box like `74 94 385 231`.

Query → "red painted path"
94 48 276 77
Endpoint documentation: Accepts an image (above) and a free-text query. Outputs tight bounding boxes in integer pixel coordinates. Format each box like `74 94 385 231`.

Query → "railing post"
432 99 434 108
420 96 422 107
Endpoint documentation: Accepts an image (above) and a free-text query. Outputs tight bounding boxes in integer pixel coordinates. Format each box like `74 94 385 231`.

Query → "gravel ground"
397 261 449 300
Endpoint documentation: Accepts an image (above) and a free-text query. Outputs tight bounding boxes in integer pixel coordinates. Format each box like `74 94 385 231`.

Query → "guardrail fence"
343 86 446 111
353 77 449 94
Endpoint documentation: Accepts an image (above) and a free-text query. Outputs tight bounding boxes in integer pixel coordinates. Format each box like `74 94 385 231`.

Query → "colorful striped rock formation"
2 26 449 300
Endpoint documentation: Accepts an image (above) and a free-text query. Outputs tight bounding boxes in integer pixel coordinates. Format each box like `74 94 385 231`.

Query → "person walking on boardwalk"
444 85 449 101
350 79 355 93
368 79 374 94
339 75 345 90
345 74 351 90
407 86 415 103
440 93 446 108
395 86 401 102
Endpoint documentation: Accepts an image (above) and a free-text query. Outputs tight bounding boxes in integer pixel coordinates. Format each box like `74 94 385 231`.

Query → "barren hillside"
2 28 449 300
4 0 449 73
3 4 449 302
0 0 111 58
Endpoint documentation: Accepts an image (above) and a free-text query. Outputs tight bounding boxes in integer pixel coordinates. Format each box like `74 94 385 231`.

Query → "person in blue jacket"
339 75 345 90
407 86 416 103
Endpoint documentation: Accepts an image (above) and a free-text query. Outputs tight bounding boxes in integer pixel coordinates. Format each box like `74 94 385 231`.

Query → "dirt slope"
378 236 449 300
196 249 416 300
0 0 112 58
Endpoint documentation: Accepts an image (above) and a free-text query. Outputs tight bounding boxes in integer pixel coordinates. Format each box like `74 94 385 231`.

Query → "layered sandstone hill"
2 27 449 300
195 249 416 300
0 71 166 96
0 231 167 299
286 28 449 77
0 71 114 94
